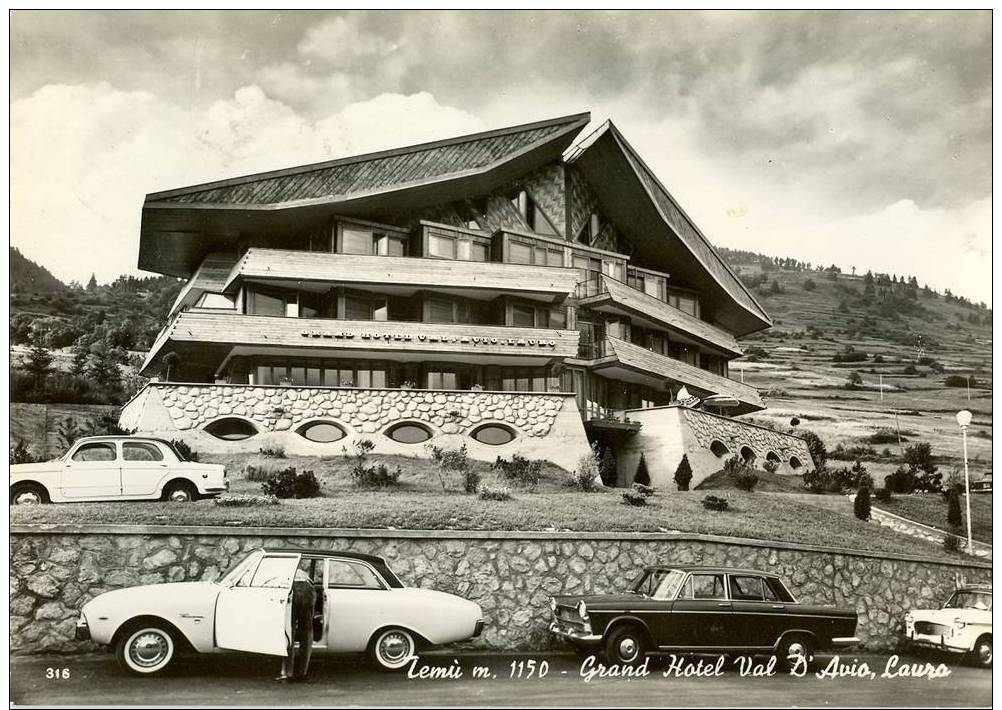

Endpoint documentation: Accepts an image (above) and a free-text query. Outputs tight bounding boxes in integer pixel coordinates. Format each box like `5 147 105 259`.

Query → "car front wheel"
116 623 177 676
972 636 992 668
776 634 814 672
370 628 417 671
162 481 198 503
10 482 49 505
604 625 648 667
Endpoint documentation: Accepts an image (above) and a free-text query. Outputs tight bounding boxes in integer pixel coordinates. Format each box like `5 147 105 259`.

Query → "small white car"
76 547 486 674
10 436 227 504
904 584 992 667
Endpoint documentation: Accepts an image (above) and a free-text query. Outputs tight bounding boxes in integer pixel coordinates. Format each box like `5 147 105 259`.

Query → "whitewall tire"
116 625 176 676
370 628 417 671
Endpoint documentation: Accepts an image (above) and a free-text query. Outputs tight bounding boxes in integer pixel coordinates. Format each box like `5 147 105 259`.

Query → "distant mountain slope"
10 247 67 293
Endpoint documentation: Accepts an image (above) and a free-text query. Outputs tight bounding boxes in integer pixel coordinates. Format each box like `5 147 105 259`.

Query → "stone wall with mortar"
120 384 591 471
11 525 989 656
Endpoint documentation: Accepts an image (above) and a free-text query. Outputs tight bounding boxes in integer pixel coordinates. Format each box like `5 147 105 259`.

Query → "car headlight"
904 612 913 623
953 617 967 629
550 598 557 612
577 600 589 620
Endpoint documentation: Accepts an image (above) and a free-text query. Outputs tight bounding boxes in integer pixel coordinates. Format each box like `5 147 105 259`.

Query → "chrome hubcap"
14 491 41 505
978 642 992 664
618 637 639 662
169 489 190 502
379 632 411 663
787 642 808 662
130 632 169 668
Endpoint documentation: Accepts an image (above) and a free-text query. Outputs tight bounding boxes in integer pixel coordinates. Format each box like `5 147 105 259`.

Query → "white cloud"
10 83 484 284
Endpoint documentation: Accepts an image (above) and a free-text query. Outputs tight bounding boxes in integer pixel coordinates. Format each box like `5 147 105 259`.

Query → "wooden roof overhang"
567 122 771 337
139 113 591 278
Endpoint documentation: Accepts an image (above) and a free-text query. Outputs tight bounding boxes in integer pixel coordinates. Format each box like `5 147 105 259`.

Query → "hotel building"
121 112 813 486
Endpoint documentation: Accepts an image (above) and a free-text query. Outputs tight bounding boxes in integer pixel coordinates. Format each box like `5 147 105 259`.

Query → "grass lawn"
875 493 993 543
9 454 969 562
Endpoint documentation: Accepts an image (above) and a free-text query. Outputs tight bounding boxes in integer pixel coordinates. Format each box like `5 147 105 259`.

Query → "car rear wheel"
776 634 813 672
10 483 49 505
116 623 177 676
370 628 417 671
605 625 648 667
972 635 992 668
162 481 197 503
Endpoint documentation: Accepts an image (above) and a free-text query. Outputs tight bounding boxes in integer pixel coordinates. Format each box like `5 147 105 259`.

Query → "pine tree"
854 484 871 521
633 453 651 486
70 340 90 377
86 273 98 291
25 332 53 395
674 454 693 491
88 343 121 389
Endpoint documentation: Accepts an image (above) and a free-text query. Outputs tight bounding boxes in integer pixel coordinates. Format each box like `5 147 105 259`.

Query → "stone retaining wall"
11 526 989 656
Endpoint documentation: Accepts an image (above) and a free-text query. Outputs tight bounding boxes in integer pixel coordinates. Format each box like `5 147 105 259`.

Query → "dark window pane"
123 442 164 462
512 305 534 327
345 296 372 320
306 368 322 386
297 422 346 443
342 226 374 255
356 370 371 388
470 243 489 262
249 291 286 317
471 424 516 445
442 372 458 389
429 298 454 323
290 367 305 385
387 423 432 444
371 369 386 388
690 574 726 600
550 308 566 329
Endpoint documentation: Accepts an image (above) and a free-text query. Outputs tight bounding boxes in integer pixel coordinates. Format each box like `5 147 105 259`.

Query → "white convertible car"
76 547 486 674
904 584 992 667
10 436 226 504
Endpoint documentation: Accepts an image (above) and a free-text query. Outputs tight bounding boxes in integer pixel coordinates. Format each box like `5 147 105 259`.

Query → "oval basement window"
386 423 432 445
470 424 516 446
789 456 803 471
297 421 346 444
204 418 258 441
709 440 729 458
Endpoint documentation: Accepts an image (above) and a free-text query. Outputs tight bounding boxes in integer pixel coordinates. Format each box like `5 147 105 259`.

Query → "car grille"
914 621 950 636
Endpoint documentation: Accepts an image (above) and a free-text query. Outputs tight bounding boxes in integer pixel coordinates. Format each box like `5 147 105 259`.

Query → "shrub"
874 487 892 503
261 468 321 499
944 374 976 388
259 445 286 459
428 444 472 492
743 346 770 362
701 495 729 511
946 489 963 529
10 440 37 464
633 453 651 487
903 442 936 473
244 464 275 482
902 364 917 375
673 455 693 491
479 485 513 501
885 465 917 494
803 278 816 292
720 455 758 491
621 489 648 507
213 494 280 507
942 533 962 553
845 371 863 388
171 439 199 462
632 482 655 497
853 484 871 521
866 429 901 445
789 417 800 429
800 430 827 470
492 454 543 488
833 347 867 363
762 459 779 474
573 450 601 492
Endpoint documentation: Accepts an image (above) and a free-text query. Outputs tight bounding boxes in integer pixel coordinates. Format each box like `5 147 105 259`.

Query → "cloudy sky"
10 10 992 303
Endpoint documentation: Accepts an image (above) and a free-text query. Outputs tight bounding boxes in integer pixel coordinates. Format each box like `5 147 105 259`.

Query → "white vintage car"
904 584 992 667
76 547 486 674
9 436 226 504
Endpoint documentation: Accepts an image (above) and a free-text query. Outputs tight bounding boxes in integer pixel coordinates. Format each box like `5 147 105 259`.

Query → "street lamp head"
956 410 973 428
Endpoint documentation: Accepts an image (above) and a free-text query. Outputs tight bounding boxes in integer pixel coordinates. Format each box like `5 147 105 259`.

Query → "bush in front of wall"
634 453 651 487
702 495 729 511
572 450 601 492
621 489 648 506
492 454 543 488
942 533 962 553
261 467 321 499
479 485 513 501
259 445 286 459
853 484 871 521
946 488 963 530
673 454 693 491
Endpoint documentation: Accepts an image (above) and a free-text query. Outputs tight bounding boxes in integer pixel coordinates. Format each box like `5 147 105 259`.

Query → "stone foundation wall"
120 384 591 471
11 526 989 656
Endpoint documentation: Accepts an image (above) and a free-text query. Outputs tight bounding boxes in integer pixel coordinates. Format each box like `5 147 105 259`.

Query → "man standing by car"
279 561 317 682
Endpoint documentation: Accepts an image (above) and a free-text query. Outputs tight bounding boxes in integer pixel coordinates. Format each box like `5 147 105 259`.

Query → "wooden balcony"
141 311 582 376
223 248 579 303
583 337 763 413
578 273 741 356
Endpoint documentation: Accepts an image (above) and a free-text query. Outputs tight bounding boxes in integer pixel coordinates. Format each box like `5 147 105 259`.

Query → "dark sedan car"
550 565 858 667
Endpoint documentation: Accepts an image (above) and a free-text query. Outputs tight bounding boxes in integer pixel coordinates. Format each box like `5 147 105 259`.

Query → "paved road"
10 651 990 707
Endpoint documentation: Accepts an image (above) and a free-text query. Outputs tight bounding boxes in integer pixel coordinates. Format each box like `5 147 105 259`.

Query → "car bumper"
831 636 860 647
906 632 968 654
75 615 91 641
549 621 602 646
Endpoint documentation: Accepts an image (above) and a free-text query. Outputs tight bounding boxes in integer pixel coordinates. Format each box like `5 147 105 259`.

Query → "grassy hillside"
719 250 992 480
10 247 67 294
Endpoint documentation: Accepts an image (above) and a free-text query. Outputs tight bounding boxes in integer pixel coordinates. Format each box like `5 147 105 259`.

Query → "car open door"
214 553 301 656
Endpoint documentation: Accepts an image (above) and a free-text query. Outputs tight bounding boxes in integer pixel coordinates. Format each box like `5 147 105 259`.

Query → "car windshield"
632 569 685 599
945 591 992 611
217 551 262 586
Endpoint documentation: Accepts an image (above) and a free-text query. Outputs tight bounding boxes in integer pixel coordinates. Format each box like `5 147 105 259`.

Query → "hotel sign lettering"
299 329 558 348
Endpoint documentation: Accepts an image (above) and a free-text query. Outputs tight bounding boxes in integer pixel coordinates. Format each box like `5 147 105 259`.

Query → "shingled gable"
566 121 772 337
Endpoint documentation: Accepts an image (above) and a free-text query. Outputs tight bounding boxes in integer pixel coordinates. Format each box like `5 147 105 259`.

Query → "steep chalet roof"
566 122 771 336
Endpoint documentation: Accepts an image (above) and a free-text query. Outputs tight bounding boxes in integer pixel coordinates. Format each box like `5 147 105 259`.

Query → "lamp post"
955 410 974 555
